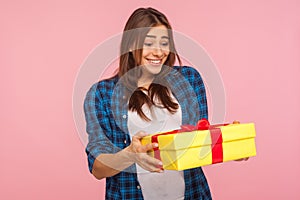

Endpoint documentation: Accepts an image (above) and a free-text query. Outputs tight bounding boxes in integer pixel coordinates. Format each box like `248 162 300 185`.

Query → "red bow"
180 118 210 131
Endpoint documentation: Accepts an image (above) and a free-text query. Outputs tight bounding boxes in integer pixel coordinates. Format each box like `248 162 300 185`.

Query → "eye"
144 42 153 47
161 42 169 47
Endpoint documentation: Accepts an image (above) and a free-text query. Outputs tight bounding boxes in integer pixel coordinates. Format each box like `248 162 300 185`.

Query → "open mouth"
146 58 163 65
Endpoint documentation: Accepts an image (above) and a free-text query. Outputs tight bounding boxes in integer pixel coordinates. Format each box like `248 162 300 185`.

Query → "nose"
152 46 163 57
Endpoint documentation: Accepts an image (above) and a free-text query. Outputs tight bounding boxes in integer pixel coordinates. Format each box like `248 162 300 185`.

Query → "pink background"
1 0 299 199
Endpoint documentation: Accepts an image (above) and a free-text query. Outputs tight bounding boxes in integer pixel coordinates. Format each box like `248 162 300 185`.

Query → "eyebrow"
146 35 169 39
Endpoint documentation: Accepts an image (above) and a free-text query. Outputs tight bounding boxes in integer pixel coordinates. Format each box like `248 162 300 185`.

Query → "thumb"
133 131 149 140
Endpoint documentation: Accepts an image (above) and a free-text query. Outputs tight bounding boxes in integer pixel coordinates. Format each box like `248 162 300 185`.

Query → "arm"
189 67 208 120
91 148 134 180
91 131 162 180
84 83 162 180
188 68 249 161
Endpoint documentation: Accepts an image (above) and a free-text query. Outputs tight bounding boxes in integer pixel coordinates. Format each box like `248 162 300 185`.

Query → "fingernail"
154 143 159 147
158 161 163 166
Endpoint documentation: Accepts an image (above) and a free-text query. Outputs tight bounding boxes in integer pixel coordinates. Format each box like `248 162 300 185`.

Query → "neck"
138 75 154 90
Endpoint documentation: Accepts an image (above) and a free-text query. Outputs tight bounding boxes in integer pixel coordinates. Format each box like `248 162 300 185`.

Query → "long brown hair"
118 7 182 121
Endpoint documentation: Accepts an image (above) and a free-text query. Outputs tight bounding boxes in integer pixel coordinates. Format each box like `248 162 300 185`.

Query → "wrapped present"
141 119 256 170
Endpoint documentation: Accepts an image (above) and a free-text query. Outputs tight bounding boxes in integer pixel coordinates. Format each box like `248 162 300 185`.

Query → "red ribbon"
151 119 228 168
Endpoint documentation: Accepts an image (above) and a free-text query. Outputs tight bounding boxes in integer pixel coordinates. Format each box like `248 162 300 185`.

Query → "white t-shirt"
127 93 185 200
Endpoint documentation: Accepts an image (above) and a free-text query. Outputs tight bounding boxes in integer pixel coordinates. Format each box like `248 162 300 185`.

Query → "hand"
232 120 250 162
126 131 163 173
235 157 249 161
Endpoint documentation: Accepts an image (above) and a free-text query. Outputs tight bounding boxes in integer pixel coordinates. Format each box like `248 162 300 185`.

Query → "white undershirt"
127 93 185 200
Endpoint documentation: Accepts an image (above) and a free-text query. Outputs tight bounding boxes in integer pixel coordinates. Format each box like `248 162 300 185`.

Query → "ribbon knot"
180 118 210 131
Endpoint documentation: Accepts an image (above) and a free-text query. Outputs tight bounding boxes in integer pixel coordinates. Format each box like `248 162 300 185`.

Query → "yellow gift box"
141 119 256 170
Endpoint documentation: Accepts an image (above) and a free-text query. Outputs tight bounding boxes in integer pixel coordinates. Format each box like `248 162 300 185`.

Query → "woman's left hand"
232 120 250 162
235 157 249 161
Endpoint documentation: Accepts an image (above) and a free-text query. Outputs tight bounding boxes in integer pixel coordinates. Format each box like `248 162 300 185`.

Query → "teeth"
148 59 161 64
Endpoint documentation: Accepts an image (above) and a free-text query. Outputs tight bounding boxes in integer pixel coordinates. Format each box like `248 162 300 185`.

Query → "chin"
144 64 163 75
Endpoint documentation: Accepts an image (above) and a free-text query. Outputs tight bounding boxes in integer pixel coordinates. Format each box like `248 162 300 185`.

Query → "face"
140 25 170 79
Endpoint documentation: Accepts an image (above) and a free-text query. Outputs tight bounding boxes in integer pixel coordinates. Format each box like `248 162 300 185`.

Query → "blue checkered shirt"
84 66 212 199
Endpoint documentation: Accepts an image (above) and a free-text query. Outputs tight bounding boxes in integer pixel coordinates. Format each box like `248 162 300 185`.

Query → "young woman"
84 7 212 199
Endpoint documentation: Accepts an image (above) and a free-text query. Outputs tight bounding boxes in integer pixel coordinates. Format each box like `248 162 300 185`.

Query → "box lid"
142 123 256 150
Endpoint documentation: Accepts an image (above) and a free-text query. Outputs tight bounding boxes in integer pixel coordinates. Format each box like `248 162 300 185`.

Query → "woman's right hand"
125 131 163 173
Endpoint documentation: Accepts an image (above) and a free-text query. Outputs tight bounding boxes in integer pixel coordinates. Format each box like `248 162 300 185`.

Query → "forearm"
92 147 135 180
92 131 163 179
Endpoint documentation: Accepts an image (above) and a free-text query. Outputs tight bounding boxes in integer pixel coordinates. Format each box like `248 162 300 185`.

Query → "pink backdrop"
1 0 299 199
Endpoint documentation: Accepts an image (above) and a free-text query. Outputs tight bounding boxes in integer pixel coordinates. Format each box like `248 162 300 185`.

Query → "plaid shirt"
84 66 212 200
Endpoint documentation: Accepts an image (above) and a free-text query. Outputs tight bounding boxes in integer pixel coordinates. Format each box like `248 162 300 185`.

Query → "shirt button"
124 140 127 144
122 114 127 119
137 185 141 190
122 95 126 99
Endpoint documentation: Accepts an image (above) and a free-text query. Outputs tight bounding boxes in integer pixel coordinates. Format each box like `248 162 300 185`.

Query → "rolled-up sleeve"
83 83 121 173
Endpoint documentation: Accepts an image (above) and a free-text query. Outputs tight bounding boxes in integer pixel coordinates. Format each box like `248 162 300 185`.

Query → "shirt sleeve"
83 82 121 173
189 67 208 120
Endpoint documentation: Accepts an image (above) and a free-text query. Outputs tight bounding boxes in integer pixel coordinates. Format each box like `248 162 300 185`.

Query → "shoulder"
85 75 119 101
173 65 201 75
172 66 203 82
96 75 119 91
90 75 119 94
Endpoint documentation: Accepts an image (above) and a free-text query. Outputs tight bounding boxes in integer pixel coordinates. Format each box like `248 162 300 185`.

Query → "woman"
84 7 212 199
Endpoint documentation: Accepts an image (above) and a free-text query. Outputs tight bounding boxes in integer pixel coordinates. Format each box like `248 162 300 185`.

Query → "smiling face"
139 25 170 81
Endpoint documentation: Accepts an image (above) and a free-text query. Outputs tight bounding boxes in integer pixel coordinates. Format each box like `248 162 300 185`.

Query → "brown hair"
118 7 182 121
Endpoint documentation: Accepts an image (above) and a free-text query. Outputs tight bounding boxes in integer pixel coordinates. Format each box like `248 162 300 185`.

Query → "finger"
143 143 158 152
137 153 163 168
137 158 163 172
143 155 163 168
136 142 158 153
234 157 249 161
138 162 163 173
151 167 164 173
134 151 164 172
233 120 240 124
133 131 149 140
